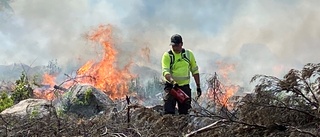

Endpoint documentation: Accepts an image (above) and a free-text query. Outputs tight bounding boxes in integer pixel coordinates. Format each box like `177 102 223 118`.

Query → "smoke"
1 0 320 92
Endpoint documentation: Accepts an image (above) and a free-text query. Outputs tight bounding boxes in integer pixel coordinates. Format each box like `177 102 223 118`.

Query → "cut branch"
184 119 227 137
288 126 318 137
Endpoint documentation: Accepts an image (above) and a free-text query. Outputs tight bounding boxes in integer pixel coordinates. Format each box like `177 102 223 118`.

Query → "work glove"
164 80 178 92
197 87 202 97
172 81 179 89
164 82 173 92
164 81 175 93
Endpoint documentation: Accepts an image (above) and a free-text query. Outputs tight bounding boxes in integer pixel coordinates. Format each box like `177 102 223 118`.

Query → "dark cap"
170 34 183 46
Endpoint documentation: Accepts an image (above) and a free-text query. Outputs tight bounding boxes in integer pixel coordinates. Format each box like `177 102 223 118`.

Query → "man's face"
171 43 183 53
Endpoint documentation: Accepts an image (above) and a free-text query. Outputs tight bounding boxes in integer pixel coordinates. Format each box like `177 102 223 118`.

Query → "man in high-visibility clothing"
161 34 202 115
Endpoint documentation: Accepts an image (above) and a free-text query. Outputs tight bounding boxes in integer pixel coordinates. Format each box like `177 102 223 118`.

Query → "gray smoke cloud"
1 0 320 92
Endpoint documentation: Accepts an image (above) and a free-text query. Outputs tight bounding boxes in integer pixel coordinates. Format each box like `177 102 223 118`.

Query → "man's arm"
162 52 174 83
193 73 200 88
188 50 200 87
194 73 201 97
189 50 202 97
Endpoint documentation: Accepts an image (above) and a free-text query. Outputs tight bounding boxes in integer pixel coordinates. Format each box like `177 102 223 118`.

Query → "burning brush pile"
1 25 320 137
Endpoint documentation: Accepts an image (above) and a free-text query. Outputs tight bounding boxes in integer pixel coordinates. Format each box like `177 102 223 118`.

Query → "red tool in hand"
169 86 190 104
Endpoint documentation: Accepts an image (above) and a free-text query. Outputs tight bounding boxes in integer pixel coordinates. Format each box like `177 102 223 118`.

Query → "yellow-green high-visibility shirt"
161 49 199 86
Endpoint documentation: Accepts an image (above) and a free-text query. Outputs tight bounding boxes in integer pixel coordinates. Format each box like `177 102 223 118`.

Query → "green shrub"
12 72 33 104
0 92 13 112
84 88 93 105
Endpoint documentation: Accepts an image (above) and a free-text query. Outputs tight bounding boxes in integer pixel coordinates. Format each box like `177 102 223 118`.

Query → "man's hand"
171 81 179 88
164 82 174 93
197 87 202 97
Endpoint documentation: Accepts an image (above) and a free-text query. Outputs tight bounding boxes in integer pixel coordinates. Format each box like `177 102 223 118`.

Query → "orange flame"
207 61 237 108
221 85 239 108
76 25 135 100
43 73 56 87
33 73 56 100
34 25 135 101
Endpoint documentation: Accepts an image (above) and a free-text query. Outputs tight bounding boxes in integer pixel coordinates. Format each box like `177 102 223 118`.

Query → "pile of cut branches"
1 63 320 137
186 63 320 137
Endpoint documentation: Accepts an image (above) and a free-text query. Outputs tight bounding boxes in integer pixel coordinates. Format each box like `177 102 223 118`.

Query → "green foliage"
0 92 13 112
84 88 93 105
72 88 93 106
12 72 33 104
73 98 85 105
56 108 66 117
29 107 40 119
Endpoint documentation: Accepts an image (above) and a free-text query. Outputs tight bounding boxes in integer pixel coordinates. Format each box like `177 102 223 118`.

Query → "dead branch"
288 126 318 137
100 127 108 136
230 119 268 129
127 128 142 137
243 100 320 120
111 132 127 137
184 119 227 137
126 95 130 124
156 132 181 137
53 85 67 92
301 79 319 105
292 88 318 109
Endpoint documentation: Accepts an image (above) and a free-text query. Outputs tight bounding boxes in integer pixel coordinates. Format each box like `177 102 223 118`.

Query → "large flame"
34 25 135 100
76 25 135 100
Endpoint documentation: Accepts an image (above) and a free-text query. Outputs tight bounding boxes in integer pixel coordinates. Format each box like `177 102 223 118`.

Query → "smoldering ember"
0 25 319 137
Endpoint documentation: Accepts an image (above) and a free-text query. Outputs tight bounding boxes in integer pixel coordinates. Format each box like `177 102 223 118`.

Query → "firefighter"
161 34 202 115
